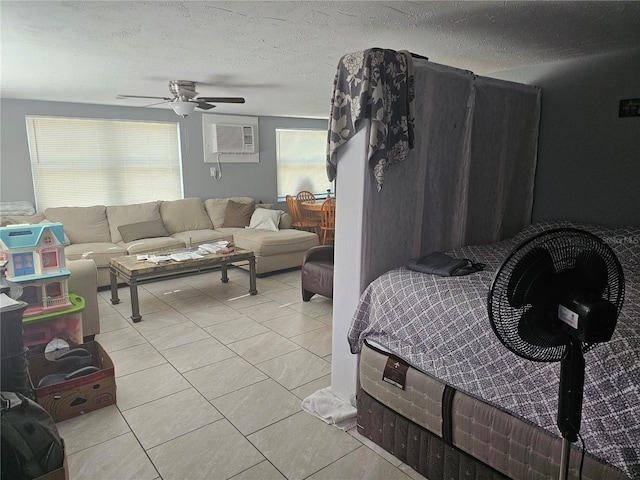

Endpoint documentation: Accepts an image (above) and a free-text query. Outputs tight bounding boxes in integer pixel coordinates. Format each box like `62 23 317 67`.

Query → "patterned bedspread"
348 221 640 478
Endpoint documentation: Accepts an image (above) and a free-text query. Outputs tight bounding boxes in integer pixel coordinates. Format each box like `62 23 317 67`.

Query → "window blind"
275 128 332 200
25 116 183 210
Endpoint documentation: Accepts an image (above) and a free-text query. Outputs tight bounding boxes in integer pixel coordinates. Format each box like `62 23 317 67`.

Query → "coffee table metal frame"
109 249 257 322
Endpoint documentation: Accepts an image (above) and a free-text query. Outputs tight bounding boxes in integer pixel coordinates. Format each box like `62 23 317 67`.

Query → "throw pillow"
106 201 161 244
222 200 255 228
45 205 111 244
204 197 257 229
159 198 213 234
247 208 283 232
118 219 169 243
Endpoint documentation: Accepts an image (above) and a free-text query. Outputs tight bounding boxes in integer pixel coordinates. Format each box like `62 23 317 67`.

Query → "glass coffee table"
109 248 257 322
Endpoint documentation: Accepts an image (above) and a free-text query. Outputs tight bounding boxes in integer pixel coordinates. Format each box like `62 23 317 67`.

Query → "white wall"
332 118 425 404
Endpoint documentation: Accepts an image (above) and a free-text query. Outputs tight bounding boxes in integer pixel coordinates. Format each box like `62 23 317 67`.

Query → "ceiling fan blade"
196 101 216 110
143 100 171 108
197 97 245 104
117 94 172 101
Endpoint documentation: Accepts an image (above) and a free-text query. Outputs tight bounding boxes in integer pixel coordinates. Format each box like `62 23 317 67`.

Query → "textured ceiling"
1 1 639 118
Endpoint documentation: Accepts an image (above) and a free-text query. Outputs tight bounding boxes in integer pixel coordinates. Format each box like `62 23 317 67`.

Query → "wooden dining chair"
295 190 320 224
295 190 316 203
319 197 336 245
285 195 319 234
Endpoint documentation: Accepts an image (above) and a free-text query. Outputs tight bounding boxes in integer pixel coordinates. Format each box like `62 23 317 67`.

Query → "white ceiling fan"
117 80 245 117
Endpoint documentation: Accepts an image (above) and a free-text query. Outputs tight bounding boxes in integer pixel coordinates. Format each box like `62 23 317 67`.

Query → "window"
41 250 59 270
275 128 333 200
25 116 183 210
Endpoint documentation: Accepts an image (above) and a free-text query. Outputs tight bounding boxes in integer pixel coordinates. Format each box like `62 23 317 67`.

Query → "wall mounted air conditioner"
202 114 259 163
210 124 255 154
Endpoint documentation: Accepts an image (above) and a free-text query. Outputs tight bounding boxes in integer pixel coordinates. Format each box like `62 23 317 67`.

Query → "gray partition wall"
329 58 541 405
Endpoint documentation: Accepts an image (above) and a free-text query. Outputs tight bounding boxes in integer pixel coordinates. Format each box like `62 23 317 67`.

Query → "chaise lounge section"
42 197 319 287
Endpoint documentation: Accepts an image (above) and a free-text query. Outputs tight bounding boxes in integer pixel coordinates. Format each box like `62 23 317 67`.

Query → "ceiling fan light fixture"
170 101 196 117
119 80 245 114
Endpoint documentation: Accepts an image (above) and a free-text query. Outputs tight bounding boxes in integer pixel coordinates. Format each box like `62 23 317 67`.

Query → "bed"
348 221 640 480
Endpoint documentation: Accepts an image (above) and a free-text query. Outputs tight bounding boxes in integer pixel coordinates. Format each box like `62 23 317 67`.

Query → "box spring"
358 341 629 480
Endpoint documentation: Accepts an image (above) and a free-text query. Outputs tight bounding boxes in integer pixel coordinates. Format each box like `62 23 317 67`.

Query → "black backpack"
1 391 64 479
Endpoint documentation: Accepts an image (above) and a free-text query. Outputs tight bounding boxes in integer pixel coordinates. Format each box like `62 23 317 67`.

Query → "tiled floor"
55 267 427 480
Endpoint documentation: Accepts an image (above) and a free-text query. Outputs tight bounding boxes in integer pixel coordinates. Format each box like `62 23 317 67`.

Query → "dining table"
302 198 336 245
300 199 327 213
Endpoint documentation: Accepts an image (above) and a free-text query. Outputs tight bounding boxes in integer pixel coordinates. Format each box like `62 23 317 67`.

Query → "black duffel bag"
407 251 485 277
1 391 64 479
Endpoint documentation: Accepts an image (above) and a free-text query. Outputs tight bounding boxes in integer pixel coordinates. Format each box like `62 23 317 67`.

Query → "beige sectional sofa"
2 197 318 339
43 197 319 287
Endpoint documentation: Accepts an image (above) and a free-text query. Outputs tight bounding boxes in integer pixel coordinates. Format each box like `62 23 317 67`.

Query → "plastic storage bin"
22 294 84 350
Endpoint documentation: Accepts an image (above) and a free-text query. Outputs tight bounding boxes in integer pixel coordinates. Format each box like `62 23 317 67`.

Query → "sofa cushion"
119 237 184 255
107 201 162 243
247 208 283 232
204 199 228 229
223 200 255 228
45 205 111 244
118 219 170 243
160 198 213 234
227 227 319 256
204 197 255 229
279 213 293 230
64 242 127 268
171 229 232 247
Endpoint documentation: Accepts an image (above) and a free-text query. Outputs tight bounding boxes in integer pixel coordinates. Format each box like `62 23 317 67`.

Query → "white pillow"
247 208 283 232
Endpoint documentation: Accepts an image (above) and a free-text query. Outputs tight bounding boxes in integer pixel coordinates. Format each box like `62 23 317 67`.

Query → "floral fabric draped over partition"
326 48 418 191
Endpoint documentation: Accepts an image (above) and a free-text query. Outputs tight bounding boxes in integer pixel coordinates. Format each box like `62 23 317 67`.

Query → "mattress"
349 221 640 479
359 341 628 480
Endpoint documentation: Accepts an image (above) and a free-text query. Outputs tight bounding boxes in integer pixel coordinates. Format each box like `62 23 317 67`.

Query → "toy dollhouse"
0 223 72 317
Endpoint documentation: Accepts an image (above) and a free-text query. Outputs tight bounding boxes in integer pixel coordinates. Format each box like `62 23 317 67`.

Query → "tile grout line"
73 270 338 480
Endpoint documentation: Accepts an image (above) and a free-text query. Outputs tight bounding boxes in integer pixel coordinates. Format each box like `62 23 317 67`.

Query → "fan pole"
557 340 585 480
559 438 571 480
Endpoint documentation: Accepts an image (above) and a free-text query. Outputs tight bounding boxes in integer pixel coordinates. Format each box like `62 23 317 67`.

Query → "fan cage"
488 228 625 362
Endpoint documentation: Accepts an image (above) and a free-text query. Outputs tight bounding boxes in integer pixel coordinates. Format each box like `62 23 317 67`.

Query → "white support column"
331 123 370 404
330 119 424 405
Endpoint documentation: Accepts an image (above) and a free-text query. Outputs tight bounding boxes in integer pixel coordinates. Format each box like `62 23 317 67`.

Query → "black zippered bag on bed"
407 251 485 276
1 391 64 479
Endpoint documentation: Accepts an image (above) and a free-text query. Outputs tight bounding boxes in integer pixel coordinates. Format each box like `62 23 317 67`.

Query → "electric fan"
487 228 625 480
